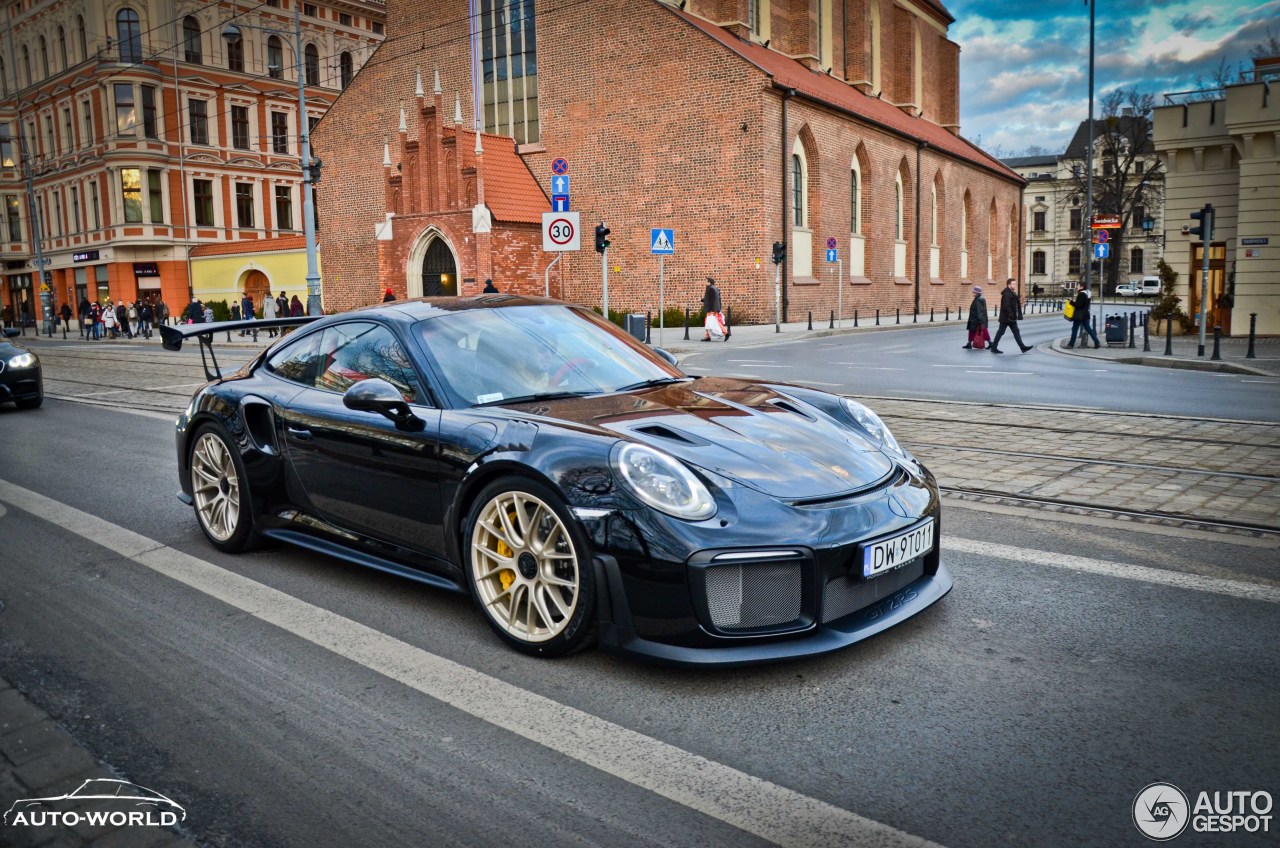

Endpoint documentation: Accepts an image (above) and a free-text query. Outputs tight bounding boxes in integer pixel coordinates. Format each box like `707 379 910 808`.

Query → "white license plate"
862 520 934 579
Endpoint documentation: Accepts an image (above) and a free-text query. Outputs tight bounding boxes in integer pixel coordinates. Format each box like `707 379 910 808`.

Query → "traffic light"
771 241 786 265
594 223 611 253
307 156 323 185
1188 204 1213 241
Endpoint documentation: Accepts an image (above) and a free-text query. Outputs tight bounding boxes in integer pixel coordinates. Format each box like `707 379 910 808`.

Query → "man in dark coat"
239 291 255 335
78 297 92 338
990 278 1033 354
701 277 727 340
482 279 499 293
963 285 988 349
1067 281 1101 348
185 298 204 323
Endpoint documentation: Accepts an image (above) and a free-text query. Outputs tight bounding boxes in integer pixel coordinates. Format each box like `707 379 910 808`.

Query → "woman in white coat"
261 288 279 337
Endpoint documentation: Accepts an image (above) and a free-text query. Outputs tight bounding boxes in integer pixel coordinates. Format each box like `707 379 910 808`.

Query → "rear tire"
189 423 257 553
464 478 596 657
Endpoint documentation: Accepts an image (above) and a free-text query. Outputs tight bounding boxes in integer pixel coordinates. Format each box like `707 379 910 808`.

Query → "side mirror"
343 378 424 431
651 347 678 367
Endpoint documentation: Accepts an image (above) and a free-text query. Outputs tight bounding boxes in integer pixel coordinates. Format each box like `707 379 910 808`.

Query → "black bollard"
1143 312 1151 352
930 307 934 322
1128 312 1135 348
946 306 950 321
854 308 859 327
896 308 900 325
876 308 880 326
1211 326 1221 361
726 306 732 339
646 311 652 343
226 330 232 343
1164 314 1173 356
683 308 690 341
1247 313 1257 359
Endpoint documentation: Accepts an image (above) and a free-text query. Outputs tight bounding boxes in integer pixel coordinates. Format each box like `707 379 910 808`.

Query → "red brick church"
315 0 1023 323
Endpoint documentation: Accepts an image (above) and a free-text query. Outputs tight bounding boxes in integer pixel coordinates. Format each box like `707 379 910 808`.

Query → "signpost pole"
658 254 665 349
775 264 782 333
1197 213 1211 357
602 249 609 322
544 253 560 298
837 258 843 329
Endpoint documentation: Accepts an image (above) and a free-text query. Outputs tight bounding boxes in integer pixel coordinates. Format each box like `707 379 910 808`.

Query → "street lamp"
222 5 321 316
1141 215 1165 247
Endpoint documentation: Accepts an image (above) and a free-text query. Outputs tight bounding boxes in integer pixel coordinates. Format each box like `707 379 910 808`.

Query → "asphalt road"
677 314 1280 422
1 398 1276 847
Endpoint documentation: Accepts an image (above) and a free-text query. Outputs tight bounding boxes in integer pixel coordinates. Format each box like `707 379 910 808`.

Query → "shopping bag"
973 328 987 350
704 311 726 341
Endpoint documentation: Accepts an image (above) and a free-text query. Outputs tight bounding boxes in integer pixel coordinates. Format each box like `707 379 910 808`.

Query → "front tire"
464 478 596 657
189 423 257 553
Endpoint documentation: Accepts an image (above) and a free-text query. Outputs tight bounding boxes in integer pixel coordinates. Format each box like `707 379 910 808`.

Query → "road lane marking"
931 364 991 368
794 380 841 387
832 364 906 371
726 359 778 363
1242 380 1280 384
943 538 1280 604
967 370 1033 375
0 478 944 848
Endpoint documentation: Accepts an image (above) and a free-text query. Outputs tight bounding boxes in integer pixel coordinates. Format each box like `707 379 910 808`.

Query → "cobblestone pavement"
865 397 1280 530
0 677 191 847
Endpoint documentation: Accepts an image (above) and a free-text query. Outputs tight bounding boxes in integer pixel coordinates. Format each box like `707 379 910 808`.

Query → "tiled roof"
672 10 1021 183
460 129 548 224
190 235 310 257
1002 154 1059 168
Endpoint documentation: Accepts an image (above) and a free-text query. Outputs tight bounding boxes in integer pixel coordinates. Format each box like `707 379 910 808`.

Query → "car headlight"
611 443 717 520
839 397 905 457
7 352 36 369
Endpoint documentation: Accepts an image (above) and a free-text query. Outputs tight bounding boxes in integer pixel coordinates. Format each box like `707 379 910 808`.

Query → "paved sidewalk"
0 676 190 847
1047 329 1280 377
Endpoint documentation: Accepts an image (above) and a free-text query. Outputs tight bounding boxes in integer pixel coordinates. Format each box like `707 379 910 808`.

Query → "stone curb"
1047 338 1275 376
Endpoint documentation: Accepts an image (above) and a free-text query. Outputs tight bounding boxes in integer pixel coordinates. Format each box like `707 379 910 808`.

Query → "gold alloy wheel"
191 431 241 542
471 490 580 644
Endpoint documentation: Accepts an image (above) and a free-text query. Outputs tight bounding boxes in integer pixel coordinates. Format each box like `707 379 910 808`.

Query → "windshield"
415 305 683 407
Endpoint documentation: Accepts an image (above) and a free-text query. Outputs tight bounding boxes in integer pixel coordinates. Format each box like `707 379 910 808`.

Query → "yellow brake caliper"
497 508 517 590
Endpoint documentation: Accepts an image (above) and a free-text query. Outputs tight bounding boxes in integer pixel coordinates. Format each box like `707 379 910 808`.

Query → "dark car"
165 297 951 666
0 328 42 409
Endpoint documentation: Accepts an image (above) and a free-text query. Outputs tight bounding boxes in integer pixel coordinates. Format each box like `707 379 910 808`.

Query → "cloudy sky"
947 0 1279 156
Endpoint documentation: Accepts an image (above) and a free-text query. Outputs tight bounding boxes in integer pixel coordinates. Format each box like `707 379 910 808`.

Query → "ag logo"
1133 782 1190 841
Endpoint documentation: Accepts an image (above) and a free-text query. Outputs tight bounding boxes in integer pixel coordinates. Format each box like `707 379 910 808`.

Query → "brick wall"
315 0 1021 322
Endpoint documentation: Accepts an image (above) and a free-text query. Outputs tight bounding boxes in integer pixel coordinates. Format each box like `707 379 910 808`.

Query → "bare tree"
1249 26 1280 58
1066 88 1165 291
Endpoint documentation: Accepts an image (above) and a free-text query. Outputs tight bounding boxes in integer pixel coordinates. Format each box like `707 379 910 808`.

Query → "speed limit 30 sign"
542 212 581 251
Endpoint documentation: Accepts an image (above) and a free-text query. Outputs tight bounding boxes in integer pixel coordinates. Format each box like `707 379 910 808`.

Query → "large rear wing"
158 317 320 381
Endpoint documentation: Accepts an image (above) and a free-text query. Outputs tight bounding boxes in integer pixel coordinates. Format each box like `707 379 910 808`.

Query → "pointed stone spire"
399 102 407 133
475 127 483 154
383 138 391 167
415 69 424 98
433 68 441 95
454 94 464 126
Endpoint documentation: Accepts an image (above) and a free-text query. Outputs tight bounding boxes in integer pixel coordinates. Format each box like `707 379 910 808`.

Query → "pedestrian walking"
482 279 499 294
383 287 396 302
139 300 153 337
231 303 242 322
127 302 139 337
115 301 131 338
261 288 279 336
78 297 91 338
239 291 255 335
289 295 304 316
59 302 71 332
89 301 102 339
1067 281 1101 349
990 278 1033 354
702 277 727 341
963 285 989 349
203 303 214 324
155 297 169 327
102 302 119 338
185 298 203 324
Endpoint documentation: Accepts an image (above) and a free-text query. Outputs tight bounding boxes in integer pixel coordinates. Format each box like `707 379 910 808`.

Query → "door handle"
287 426 313 441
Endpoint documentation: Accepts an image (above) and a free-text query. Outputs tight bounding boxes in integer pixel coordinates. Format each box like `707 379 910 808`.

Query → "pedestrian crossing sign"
650 229 675 254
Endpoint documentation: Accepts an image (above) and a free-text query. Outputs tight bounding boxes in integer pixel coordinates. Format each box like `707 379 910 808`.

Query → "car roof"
349 295 569 326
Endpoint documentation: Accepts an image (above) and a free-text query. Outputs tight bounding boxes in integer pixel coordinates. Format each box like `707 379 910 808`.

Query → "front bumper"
0 367 42 402
597 556 952 667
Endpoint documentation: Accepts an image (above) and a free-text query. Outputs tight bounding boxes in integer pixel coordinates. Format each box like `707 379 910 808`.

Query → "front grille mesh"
704 562 803 631
822 559 925 623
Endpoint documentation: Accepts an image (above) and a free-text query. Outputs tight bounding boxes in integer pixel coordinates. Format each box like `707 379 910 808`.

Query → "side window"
315 322 420 403
265 331 324 385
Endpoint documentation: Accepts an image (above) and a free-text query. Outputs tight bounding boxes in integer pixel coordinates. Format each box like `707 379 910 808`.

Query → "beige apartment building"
1153 55 1280 337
